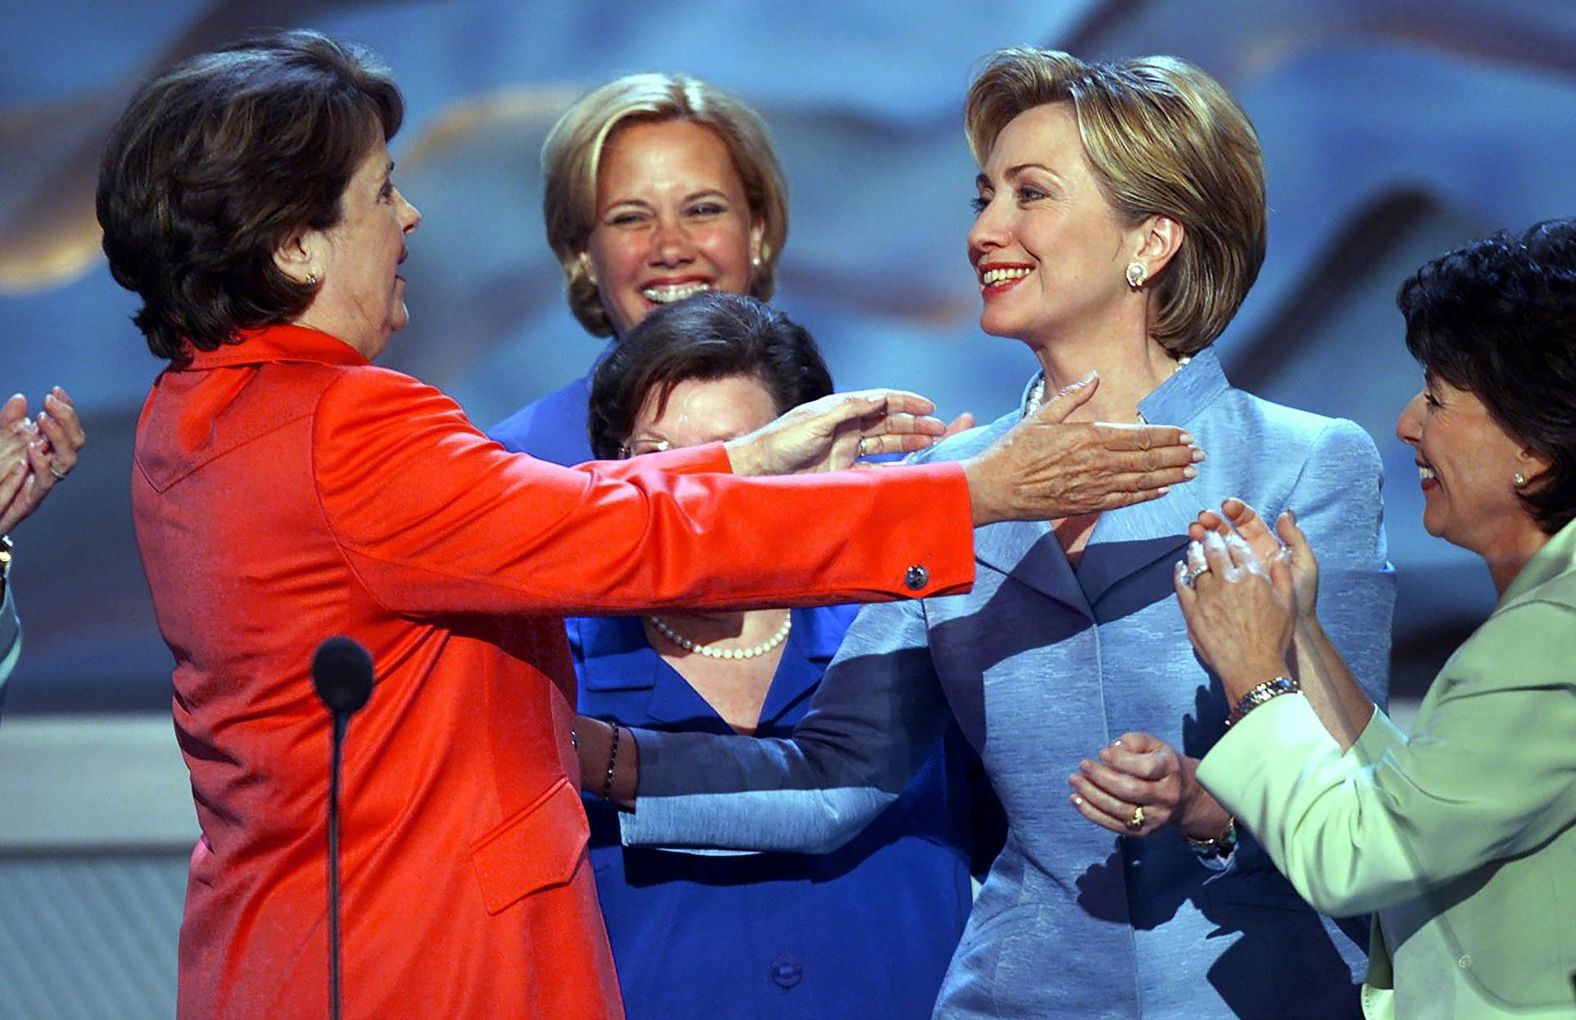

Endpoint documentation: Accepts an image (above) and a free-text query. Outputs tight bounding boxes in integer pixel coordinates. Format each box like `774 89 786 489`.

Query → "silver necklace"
648 613 792 660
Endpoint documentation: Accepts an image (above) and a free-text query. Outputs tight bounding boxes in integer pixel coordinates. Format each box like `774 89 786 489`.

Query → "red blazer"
131 324 974 1019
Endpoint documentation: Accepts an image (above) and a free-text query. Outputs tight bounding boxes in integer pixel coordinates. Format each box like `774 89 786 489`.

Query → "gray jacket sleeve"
621 597 956 854
0 587 20 702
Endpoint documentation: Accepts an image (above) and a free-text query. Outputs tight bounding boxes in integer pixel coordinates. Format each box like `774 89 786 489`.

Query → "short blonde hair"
965 48 1266 354
541 73 789 337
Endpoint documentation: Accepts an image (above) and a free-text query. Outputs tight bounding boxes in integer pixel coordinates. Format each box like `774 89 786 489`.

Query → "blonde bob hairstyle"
965 48 1266 355
542 73 789 338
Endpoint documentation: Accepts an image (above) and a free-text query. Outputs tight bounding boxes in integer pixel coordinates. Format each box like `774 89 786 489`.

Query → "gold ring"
1126 805 1145 830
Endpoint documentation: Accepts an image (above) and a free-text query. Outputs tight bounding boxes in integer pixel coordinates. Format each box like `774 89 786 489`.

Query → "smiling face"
1396 372 1546 558
584 119 763 338
967 102 1144 347
624 373 779 456
291 140 421 359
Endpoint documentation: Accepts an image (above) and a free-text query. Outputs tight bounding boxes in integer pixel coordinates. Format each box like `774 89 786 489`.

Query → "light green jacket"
1199 519 1576 1019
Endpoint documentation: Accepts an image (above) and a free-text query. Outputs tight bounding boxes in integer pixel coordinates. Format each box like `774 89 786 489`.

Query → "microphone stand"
312 635 373 1020
327 710 349 1020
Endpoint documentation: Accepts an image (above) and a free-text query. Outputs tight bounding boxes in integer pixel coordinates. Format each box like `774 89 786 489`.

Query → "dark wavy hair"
587 292 832 459
1399 218 1576 533
96 30 403 366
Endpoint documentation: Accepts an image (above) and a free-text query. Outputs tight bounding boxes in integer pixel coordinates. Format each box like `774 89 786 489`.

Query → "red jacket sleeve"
311 367 975 618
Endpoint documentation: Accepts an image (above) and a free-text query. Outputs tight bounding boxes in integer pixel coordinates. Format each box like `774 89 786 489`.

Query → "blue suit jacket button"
904 564 929 591
770 955 803 988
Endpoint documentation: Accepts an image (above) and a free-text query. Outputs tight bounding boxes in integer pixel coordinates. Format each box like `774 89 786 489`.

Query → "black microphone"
312 636 375 1020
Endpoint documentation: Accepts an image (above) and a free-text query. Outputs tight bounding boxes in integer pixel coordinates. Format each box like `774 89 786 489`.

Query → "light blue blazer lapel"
1076 349 1230 610
940 390 1093 618
1076 488 1197 609
974 518 1091 617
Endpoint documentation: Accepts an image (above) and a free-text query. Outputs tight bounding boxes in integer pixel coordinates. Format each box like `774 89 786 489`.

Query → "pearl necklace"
648 613 792 660
1024 356 1190 419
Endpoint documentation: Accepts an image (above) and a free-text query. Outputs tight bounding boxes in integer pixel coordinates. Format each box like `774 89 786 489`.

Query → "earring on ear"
751 254 763 271
1125 261 1148 290
1514 472 1528 488
305 272 318 287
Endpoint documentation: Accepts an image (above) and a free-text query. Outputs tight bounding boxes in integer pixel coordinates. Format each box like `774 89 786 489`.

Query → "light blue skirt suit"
624 348 1396 1018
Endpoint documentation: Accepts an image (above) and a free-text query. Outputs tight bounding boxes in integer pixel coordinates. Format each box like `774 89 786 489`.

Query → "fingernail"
1204 531 1225 547
1286 508 1296 523
1190 447 1205 462
1081 370 1098 384
1178 432 1193 445
1111 738 1123 748
1188 540 1203 558
1183 465 1198 479
1071 795 1084 806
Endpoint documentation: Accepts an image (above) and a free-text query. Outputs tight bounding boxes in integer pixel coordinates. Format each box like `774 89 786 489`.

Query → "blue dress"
624 348 1396 1018
571 608 978 1019
490 366 1004 1019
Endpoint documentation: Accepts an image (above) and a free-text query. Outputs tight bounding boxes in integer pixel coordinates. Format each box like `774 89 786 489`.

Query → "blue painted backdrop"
3 0 1575 710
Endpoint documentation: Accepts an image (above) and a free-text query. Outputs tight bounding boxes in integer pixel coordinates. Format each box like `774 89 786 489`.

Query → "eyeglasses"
618 437 672 459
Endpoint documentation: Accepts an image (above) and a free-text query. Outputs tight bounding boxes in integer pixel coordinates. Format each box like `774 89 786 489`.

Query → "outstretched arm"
608 598 958 855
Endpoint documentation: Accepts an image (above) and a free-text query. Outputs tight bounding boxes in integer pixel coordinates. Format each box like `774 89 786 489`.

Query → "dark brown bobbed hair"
1400 218 1576 534
587 291 832 460
96 30 403 366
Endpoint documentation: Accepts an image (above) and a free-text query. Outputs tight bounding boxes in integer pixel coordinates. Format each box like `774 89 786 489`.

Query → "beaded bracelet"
601 721 621 801
1227 675 1300 727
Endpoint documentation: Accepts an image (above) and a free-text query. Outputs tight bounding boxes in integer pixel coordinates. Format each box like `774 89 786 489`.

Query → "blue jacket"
572 608 978 1020
490 365 1003 1018
624 348 1396 1018
488 358 603 463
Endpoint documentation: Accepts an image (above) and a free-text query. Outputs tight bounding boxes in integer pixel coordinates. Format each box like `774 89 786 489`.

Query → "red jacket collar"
182 323 369 370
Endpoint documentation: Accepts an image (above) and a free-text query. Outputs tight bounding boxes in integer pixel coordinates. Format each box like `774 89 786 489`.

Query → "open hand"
962 373 1204 526
725 389 946 476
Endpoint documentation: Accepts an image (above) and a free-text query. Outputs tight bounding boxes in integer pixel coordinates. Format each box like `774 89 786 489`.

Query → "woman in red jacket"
95 30 1201 1019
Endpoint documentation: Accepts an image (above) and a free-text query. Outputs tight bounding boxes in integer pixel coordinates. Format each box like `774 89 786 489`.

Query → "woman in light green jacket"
1169 219 1576 1019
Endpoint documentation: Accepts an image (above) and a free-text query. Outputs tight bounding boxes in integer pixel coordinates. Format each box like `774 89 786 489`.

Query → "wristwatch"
1227 675 1300 727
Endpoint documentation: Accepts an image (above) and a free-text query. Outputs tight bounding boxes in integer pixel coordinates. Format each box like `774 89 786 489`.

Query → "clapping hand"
1174 529 1296 705
0 387 85 534
1189 498 1320 621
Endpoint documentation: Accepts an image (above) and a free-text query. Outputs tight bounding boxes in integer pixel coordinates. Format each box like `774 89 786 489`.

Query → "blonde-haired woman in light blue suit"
1179 219 1576 1019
